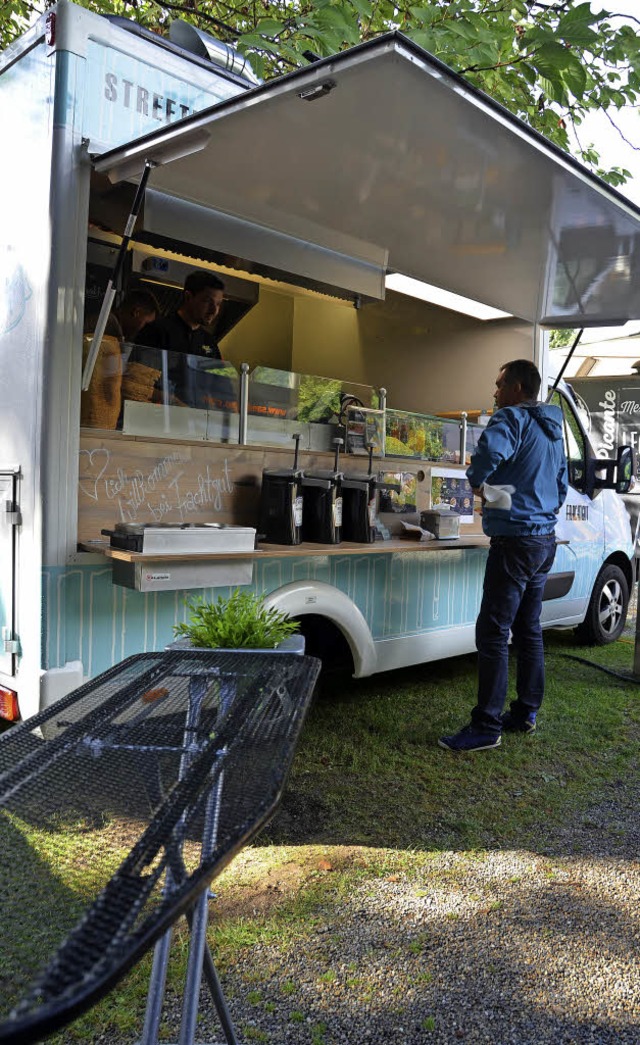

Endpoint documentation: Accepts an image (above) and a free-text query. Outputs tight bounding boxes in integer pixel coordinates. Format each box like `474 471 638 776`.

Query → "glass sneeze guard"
384 408 484 463
80 339 241 442
247 368 378 452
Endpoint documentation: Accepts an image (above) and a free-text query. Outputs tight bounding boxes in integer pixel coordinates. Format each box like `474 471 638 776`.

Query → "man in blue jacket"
439 359 568 752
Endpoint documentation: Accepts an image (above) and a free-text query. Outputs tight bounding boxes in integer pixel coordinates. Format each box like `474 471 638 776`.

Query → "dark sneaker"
501 710 537 734
438 725 501 752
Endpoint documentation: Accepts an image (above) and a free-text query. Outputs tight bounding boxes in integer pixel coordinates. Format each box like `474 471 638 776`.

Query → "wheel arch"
263 581 377 677
602 551 634 594
576 556 631 645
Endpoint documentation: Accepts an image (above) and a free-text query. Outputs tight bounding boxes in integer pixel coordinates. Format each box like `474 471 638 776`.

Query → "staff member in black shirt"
136 270 225 358
132 270 227 406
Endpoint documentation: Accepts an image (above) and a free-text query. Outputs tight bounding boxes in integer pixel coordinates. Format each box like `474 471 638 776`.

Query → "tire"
575 564 629 645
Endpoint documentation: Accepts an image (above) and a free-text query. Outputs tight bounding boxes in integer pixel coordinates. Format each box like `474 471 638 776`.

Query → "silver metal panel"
143 189 386 300
135 526 255 555
112 558 254 591
94 35 640 325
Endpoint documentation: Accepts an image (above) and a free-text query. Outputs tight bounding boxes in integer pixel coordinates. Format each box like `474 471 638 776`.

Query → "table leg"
140 925 174 1045
179 770 239 1045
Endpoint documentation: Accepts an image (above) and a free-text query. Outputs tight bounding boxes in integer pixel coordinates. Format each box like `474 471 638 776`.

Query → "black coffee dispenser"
301 438 344 544
258 434 303 545
342 445 401 542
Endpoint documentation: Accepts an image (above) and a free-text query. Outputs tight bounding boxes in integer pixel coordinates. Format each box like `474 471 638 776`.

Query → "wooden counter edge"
78 535 493 562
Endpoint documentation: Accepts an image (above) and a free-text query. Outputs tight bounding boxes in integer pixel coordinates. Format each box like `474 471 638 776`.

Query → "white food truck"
1 0 639 721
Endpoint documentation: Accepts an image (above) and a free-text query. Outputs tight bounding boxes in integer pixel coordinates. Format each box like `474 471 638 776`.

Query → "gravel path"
132 775 640 1045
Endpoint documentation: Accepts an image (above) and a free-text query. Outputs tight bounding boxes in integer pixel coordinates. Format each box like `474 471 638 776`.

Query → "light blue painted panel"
44 521 617 677
44 548 490 675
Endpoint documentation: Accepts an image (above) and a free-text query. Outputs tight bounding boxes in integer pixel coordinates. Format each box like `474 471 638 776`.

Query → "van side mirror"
586 445 635 496
615 445 634 494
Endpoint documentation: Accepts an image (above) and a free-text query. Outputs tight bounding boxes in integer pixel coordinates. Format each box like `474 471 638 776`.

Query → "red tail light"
0 685 19 722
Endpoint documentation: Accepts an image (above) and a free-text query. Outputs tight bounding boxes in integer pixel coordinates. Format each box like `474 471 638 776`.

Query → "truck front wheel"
575 564 629 645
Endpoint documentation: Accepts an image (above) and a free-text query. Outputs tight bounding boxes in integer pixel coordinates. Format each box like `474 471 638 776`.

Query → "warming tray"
101 523 257 555
419 508 461 540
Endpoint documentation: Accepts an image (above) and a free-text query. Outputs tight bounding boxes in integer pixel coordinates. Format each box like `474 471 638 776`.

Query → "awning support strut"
547 327 585 400
81 160 155 391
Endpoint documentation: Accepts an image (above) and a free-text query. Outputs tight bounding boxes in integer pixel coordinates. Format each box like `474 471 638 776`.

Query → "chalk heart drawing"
79 448 111 501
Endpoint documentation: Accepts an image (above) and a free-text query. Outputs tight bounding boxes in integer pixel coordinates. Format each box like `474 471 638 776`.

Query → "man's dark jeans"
471 534 557 735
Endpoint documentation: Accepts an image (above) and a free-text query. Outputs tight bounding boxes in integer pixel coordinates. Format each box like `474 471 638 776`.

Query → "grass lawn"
263 629 640 852
1 628 639 1041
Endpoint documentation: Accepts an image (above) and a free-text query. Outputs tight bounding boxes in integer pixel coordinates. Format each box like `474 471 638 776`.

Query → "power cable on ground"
560 652 640 683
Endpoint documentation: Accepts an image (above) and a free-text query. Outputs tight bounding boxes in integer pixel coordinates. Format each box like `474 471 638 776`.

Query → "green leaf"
445 19 481 44
406 29 437 53
237 33 283 56
561 53 588 100
464 44 501 68
316 5 361 44
409 6 443 28
522 27 558 49
350 0 374 20
255 19 286 37
519 62 537 87
558 24 600 48
532 42 574 75
557 3 602 34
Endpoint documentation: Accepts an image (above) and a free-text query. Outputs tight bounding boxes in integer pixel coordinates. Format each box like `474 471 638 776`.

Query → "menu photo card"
430 467 475 525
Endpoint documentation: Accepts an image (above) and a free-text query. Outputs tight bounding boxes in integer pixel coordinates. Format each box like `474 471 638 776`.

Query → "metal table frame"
0 650 320 1045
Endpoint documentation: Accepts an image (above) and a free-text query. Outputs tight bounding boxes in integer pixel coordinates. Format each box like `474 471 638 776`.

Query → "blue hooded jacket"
466 402 568 537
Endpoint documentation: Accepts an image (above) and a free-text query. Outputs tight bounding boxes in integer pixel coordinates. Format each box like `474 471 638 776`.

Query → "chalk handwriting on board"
105 451 187 513
117 458 233 523
79 447 111 501
167 460 234 521
79 448 234 523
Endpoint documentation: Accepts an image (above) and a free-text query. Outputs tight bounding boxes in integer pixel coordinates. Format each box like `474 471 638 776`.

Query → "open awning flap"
93 32 640 326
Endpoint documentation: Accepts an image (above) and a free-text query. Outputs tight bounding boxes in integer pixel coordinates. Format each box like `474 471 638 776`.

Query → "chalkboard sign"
616 386 640 460
570 378 640 473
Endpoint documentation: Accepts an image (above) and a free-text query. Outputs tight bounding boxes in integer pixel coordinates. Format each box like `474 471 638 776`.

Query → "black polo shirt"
129 311 233 409
135 311 221 358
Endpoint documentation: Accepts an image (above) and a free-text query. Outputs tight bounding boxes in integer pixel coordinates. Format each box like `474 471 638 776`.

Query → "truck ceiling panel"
93 33 640 326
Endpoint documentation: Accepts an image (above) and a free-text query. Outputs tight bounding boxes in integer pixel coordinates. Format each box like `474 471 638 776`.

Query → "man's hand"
471 486 485 515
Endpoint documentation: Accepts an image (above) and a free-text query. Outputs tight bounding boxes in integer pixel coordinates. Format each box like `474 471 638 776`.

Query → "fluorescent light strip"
385 273 511 321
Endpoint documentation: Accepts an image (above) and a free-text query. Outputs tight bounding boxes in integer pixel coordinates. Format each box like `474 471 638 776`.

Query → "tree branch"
142 0 239 39
603 107 640 153
460 49 538 76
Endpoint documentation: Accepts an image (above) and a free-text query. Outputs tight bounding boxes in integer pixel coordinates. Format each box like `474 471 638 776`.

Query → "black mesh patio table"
0 649 320 1045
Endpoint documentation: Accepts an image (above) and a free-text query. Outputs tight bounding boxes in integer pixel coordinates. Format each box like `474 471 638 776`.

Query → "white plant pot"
165 634 305 655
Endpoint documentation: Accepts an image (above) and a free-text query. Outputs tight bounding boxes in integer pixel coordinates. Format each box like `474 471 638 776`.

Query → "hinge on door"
5 500 21 525
2 627 20 655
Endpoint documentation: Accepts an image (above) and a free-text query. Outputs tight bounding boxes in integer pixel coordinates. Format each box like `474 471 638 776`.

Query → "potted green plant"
170 589 303 653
